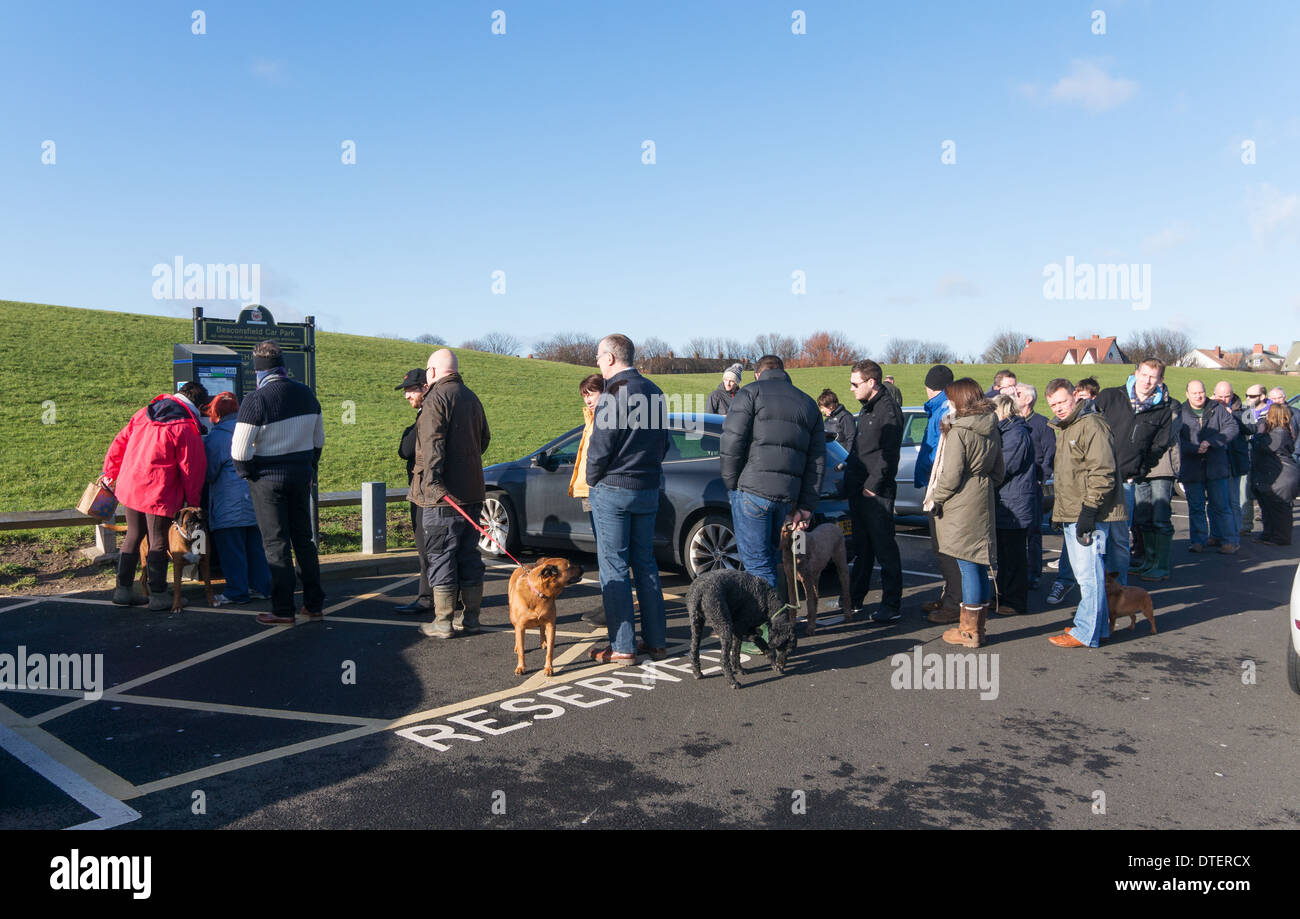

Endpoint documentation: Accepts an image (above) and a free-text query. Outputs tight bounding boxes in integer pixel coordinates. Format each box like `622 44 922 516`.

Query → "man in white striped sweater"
232 340 326 625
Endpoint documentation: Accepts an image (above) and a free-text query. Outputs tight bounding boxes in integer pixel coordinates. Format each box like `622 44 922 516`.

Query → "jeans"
1227 476 1245 536
249 476 325 615
1183 478 1237 547
212 525 272 602
422 504 486 587
729 489 787 590
1133 478 1175 534
848 491 903 610
1104 482 1135 585
1062 521 1111 647
590 483 667 654
955 559 991 606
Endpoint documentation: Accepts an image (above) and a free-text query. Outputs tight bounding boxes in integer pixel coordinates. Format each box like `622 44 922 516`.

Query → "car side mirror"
531 450 549 468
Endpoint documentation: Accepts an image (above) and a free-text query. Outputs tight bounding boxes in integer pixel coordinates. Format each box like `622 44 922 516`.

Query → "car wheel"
1288 634 1300 697
684 513 741 581
478 493 518 556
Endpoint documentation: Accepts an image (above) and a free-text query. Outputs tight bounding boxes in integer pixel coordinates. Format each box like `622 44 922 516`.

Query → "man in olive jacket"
1045 378 1126 649
410 349 491 638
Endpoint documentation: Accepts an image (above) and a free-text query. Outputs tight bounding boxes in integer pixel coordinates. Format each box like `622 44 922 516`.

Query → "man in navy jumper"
585 334 671 663
232 340 326 625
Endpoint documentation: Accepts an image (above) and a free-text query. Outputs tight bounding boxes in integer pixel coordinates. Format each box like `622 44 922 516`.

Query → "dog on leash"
508 557 584 676
778 521 851 634
1105 572 1157 634
107 506 214 612
686 569 795 688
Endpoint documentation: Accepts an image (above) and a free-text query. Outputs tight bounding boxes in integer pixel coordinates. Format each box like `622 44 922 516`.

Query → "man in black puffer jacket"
1092 358 1176 583
721 355 825 591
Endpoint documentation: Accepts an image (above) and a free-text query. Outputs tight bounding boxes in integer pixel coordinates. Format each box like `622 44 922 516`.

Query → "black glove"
1075 505 1099 546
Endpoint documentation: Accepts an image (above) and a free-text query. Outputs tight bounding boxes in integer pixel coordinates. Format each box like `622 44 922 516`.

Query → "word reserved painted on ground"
397 650 748 752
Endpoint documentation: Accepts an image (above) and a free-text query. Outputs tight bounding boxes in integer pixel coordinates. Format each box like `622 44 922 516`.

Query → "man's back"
720 368 825 509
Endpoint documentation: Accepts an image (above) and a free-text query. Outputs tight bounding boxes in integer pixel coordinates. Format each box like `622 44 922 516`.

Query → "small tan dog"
779 521 851 635
508 557 585 676
1105 572 1156 634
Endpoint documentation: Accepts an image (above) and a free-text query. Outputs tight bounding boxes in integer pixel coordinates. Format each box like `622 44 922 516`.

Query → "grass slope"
0 299 1279 515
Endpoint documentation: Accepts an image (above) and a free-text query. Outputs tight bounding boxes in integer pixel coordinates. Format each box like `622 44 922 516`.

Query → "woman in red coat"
103 383 209 609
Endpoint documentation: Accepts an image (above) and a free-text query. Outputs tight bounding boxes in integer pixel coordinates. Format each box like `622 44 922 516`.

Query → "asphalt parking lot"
1 505 1297 830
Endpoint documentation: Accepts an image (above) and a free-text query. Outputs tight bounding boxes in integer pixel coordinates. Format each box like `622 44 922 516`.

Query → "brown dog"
508 557 584 676
1105 572 1156 634
779 521 851 635
108 507 214 612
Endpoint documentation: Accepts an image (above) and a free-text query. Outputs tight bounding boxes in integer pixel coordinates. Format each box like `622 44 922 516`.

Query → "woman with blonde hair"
924 378 1004 647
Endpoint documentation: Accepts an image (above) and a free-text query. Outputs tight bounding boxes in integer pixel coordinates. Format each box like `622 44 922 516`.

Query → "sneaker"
1047 558 1060 570
1217 543 1239 555
1046 581 1071 605
1187 543 1206 553
869 607 902 624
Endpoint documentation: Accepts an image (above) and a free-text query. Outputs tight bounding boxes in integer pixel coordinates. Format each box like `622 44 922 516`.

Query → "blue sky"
3 1 1298 358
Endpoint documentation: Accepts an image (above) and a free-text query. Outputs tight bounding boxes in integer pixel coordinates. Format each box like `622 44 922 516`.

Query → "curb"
318 548 422 580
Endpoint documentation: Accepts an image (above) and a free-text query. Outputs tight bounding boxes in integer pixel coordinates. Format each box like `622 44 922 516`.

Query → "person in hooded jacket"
924 378 1004 648
991 395 1034 615
204 392 272 605
817 388 856 452
103 383 209 609
917 364 964 622
1251 403 1299 546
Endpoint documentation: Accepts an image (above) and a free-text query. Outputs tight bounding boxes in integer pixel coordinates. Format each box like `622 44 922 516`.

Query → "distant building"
1279 341 1300 376
1017 334 1125 365
1181 343 1284 372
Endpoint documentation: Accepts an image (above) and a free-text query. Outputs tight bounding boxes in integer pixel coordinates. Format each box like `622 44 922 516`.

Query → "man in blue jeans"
586 334 670 664
1043 379 1126 648
720 354 826 603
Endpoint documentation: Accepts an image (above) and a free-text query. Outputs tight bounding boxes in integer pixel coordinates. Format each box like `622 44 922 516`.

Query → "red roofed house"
1016 334 1126 365
1179 343 1283 372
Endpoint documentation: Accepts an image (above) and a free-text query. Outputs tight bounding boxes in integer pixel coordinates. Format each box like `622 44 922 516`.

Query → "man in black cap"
394 368 432 613
916 364 965 623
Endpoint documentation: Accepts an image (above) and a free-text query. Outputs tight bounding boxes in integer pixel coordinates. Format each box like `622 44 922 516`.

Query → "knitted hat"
723 363 744 384
925 365 954 391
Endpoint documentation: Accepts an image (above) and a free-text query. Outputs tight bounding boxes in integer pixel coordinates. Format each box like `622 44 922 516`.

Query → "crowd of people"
101 334 1299 662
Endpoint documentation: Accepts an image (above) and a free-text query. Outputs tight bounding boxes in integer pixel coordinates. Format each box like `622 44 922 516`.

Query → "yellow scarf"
568 405 595 498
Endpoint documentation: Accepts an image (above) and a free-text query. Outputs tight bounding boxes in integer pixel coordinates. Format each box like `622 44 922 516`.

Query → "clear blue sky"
3 1 1298 357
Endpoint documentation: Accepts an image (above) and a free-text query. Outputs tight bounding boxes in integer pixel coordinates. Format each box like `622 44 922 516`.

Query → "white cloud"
251 58 286 86
936 273 980 298
1142 222 1191 253
1246 183 1299 238
1048 59 1137 113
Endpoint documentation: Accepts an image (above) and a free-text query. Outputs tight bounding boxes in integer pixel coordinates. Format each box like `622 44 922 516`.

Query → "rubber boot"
112 553 144 606
942 603 985 648
1139 531 1172 582
1135 526 1158 575
456 582 483 635
420 586 457 639
145 550 177 611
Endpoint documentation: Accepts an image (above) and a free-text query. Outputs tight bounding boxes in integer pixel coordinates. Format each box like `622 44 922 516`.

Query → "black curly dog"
686 569 795 688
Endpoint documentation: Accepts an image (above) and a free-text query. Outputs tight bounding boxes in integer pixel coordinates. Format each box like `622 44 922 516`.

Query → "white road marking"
0 719 140 830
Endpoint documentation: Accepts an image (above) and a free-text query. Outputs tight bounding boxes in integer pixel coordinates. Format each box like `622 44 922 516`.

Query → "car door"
894 411 928 515
522 431 591 545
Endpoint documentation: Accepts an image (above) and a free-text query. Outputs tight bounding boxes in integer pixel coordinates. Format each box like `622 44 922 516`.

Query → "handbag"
76 476 118 521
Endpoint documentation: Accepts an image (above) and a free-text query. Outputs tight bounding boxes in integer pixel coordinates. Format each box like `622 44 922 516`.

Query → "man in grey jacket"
1178 380 1238 554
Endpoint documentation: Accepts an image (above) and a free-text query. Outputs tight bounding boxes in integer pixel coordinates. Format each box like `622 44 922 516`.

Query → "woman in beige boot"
923 379 1005 648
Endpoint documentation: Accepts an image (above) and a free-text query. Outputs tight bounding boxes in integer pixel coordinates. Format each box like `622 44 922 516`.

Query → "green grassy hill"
0 299 1280 514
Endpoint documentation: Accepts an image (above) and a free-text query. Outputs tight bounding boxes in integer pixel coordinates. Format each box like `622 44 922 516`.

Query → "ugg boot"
455 581 484 634
420 586 457 639
112 554 145 606
942 603 986 648
1139 531 1172 582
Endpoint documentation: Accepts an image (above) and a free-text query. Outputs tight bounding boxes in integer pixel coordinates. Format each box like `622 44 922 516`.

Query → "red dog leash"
442 495 527 569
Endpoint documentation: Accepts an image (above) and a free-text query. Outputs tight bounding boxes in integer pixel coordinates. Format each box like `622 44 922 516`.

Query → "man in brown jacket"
1044 378 1126 648
410 349 491 638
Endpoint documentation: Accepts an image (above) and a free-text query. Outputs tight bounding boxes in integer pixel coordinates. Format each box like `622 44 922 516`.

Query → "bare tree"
462 331 522 356
635 336 675 374
752 333 800 364
797 330 857 367
532 332 599 366
1122 328 1192 367
414 333 447 345
980 329 1028 364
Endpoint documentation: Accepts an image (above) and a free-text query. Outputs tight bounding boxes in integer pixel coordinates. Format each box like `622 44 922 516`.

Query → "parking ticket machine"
173 343 243 402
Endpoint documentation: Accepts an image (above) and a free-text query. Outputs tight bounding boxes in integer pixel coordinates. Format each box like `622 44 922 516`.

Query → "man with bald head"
410 348 492 638
1178 379 1238 553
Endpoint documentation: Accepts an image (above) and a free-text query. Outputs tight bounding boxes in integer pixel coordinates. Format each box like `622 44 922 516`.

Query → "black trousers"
1257 493 1293 545
1026 490 1043 580
119 507 170 590
995 527 1029 612
409 501 433 606
249 476 325 614
422 504 486 587
848 492 903 610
